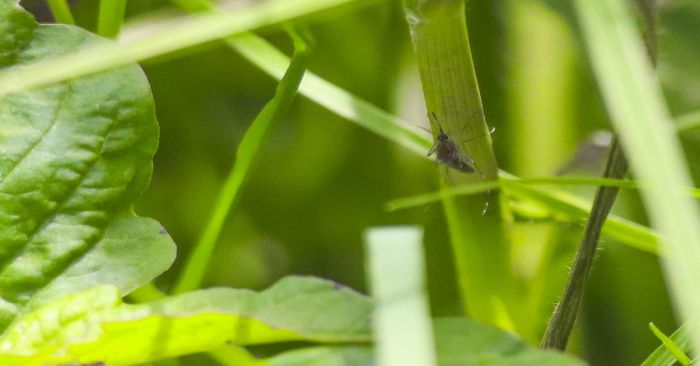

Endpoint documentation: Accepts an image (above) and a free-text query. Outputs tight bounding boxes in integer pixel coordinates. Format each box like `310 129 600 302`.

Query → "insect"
426 112 480 173
427 126 476 173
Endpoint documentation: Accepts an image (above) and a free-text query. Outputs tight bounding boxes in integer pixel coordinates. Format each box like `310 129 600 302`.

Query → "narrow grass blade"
46 0 75 25
97 0 128 39
0 0 375 96
365 227 436 366
642 325 692 366
576 0 700 354
647 323 691 366
172 32 308 294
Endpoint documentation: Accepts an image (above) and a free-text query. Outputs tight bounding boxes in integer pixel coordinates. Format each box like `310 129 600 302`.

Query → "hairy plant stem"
541 0 657 350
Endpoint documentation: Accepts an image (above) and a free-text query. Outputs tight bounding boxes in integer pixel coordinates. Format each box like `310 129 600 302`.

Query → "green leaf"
264 347 373 366
0 276 373 365
256 318 586 366
432 318 585 365
0 4 175 331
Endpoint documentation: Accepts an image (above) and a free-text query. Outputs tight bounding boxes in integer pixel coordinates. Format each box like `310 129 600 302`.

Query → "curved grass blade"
172 30 308 295
0 2 175 331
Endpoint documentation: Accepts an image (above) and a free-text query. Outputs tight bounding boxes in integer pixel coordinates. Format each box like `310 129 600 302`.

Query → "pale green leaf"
0 276 373 365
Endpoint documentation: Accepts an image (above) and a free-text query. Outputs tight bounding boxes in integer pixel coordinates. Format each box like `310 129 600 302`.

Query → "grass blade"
46 0 75 25
0 0 375 96
365 227 436 366
647 323 691 366
172 31 308 294
576 0 700 354
97 0 128 39
642 325 692 366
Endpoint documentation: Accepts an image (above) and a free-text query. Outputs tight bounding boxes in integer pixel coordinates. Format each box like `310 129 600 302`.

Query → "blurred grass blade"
388 176 700 212
642 325 692 366
385 180 500 211
576 0 700 354
97 0 128 39
503 178 660 254
647 323 691 366
46 0 75 24
365 227 437 366
172 32 308 294
675 110 700 133
0 0 373 96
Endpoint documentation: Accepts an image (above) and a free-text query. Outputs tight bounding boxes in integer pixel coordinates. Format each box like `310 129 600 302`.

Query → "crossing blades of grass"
642 324 692 366
646 323 691 366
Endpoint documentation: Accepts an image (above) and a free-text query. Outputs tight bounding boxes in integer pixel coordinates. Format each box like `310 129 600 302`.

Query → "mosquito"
426 111 493 174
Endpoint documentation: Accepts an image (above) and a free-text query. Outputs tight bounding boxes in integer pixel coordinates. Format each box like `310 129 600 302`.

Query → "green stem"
46 0 75 25
540 138 628 349
403 0 515 329
540 0 657 350
97 0 128 39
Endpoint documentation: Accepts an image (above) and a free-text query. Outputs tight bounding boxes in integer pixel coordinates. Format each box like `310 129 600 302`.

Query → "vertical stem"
46 0 75 25
97 0 128 39
404 0 515 329
541 0 657 350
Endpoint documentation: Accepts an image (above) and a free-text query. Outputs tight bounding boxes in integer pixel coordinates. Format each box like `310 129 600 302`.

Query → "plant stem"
403 0 515 329
46 0 75 25
541 138 628 349
97 0 128 39
540 0 657 350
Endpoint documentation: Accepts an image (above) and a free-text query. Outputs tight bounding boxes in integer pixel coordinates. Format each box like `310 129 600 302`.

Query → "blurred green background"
20 0 700 364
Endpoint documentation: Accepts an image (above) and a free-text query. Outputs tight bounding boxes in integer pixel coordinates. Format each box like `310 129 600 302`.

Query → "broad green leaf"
264 347 373 366
432 318 585 365
0 276 373 365
255 318 586 366
0 2 175 330
365 227 436 366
